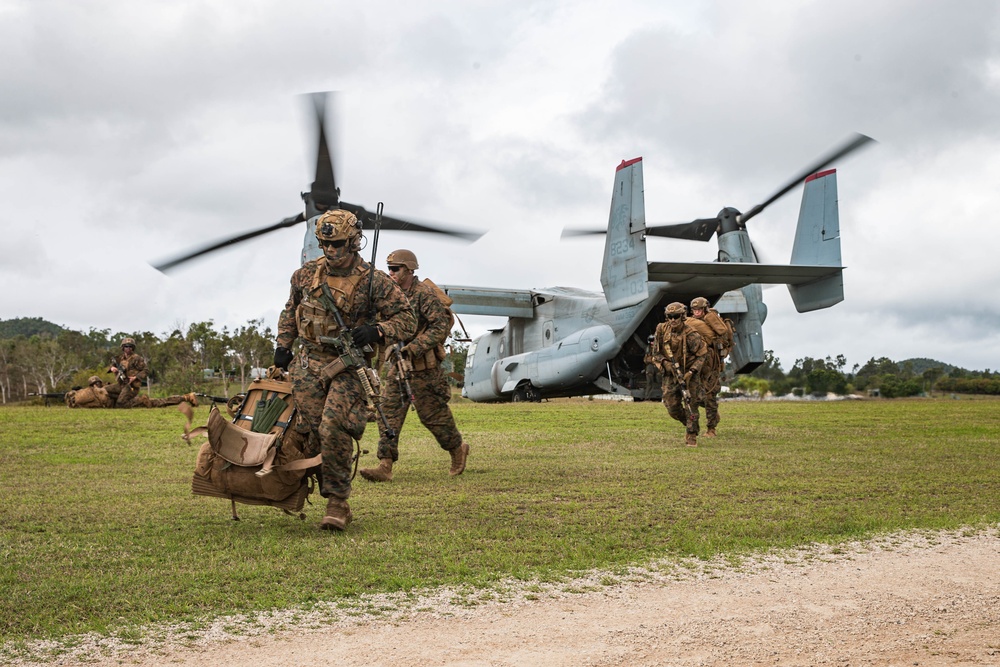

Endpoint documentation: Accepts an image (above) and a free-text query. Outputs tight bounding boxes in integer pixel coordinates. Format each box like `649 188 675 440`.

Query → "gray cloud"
1 0 999 372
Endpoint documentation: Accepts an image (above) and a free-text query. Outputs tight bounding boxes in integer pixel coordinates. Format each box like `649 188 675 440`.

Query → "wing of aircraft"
442 287 535 318
647 261 843 292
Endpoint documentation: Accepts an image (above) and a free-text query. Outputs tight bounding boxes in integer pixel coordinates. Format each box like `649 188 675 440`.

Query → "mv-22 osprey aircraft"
444 133 874 402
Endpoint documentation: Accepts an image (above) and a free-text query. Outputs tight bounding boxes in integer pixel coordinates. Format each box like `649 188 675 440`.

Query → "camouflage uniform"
105 352 147 408
685 309 729 431
650 317 707 439
277 254 415 500
105 351 195 408
376 276 463 462
643 343 662 401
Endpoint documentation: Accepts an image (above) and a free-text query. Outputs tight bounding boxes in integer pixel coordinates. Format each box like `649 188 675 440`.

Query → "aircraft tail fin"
601 158 649 311
788 169 844 312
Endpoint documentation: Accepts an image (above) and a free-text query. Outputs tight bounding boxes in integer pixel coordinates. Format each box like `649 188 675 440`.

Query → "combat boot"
320 497 352 531
449 442 470 476
705 427 716 437
183 392 199 407
685 433 698 447
359 458 394 482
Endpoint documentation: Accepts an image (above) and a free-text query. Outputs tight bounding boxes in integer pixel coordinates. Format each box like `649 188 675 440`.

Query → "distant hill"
0 317 65 339
898 358 962 375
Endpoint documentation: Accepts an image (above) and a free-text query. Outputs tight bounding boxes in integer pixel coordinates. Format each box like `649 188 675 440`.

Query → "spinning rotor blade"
340 202 484 242
561 217 718 241
308 92 340 207
740 132 875 225
560 227 607 239
644 218 720 242
641 132 875 241
151 92 484 273
153 214 306 272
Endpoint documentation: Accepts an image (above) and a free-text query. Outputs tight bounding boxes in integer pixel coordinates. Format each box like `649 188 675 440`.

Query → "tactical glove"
351 324 381 347
274 346 293 370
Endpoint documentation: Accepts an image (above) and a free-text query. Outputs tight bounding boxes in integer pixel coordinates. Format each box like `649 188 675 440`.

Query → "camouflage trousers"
644 364 662 400
376 365 462 461
105 382 139 408
698 369 722 430
290 356 370 500
661 377 701 435
105 383 187 408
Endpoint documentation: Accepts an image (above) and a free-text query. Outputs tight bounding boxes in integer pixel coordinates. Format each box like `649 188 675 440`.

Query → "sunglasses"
387 265 403 273
320 239 347 249
666 314 684 320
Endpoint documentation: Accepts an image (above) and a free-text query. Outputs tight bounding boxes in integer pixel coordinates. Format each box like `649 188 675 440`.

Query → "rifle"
109 357 128 385
196 392 243 406
662 338 696 426
28 391 66 407
390 342 416 409
316 292 396 441
29 392 66 400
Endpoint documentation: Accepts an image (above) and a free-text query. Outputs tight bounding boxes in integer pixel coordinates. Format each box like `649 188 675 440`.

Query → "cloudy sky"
2 0 999 373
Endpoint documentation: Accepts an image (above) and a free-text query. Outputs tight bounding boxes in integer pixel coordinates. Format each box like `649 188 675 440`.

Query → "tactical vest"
409 278 455 371
295 258 369 346
657 323 700 375
114 355 145 390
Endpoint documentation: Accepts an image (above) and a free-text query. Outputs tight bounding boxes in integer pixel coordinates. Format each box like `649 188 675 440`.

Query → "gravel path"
11 528 999 667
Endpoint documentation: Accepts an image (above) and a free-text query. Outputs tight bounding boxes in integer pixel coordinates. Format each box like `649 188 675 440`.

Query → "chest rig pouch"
295 258 368 346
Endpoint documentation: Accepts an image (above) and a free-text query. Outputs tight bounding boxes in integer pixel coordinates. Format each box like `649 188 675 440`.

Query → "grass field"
1 396 998 650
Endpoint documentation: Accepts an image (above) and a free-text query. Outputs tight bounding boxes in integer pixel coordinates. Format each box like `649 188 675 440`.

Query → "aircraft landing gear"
512 384 541 403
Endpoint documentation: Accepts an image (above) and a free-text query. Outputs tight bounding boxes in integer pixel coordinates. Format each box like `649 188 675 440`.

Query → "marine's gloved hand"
683 371 693 383
401 343 416 359
351 324 381 347
274 346 293 370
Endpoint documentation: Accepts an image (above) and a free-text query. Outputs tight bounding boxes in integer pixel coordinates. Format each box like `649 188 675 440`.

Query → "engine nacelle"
461 325 617 402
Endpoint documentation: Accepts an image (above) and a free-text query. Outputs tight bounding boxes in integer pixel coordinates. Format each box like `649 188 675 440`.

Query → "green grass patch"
1 397 998 645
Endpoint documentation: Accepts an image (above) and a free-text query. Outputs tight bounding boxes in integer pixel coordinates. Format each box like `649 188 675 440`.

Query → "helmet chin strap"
323 244 353 265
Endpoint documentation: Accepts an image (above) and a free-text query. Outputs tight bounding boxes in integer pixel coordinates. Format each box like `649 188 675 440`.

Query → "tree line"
2 317 996 403
730 350 1000 398
0 317 469 404
0 317 280 403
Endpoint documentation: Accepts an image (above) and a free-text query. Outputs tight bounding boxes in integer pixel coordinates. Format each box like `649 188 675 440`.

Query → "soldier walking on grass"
274 210 416 532
359 249 469 483
649 302 707 447
685 297 732 437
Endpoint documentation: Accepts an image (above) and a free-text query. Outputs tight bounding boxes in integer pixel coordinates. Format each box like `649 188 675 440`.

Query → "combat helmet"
385 249 418 271
313 209 362 245
664 302 687 319
120 337 136 348
690 296 710 310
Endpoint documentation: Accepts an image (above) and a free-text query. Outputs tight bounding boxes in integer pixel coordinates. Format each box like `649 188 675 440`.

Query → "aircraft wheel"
511 388 527 403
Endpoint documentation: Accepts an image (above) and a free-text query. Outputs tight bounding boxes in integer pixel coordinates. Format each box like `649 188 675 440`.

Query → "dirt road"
12 529 1000 666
